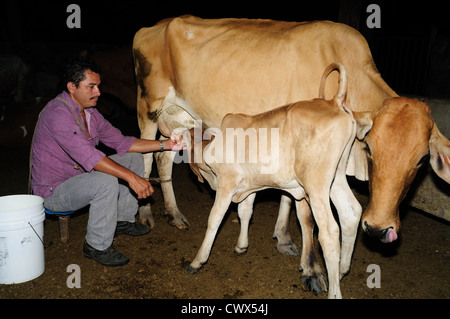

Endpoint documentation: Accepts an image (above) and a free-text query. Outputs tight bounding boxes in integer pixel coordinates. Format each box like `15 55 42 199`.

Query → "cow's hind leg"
273 195 300 256
154 148 190 229
234 193 256 255
295 199 328 294
330 125 362 278
330 172 362 277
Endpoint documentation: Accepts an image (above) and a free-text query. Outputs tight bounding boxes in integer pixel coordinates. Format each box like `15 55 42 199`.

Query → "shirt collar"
60 90 95 115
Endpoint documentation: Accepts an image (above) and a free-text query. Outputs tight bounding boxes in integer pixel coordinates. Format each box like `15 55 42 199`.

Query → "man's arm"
93 136 184 199
127 138 184 153
94 135 184 199
93 156 154 199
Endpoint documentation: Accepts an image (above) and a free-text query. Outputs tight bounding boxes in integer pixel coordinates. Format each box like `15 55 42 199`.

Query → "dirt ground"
0 145 449 302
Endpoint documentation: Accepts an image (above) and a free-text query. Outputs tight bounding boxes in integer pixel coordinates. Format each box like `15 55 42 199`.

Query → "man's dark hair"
64 55 100 91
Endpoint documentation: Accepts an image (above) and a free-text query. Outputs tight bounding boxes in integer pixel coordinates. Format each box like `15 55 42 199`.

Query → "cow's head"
354 97 450 243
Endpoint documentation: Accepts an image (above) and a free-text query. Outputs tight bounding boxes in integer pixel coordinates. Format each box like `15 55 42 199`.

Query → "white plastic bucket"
0 195 45 284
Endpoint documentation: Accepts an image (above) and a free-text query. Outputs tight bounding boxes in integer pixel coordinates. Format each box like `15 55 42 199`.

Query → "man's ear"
353 111 375 140
67 82 76 94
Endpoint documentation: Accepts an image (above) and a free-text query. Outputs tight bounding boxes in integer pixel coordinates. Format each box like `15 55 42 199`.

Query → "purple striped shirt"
31 91 135 197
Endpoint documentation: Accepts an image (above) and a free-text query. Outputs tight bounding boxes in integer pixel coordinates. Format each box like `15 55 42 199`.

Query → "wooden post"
58 215 70 243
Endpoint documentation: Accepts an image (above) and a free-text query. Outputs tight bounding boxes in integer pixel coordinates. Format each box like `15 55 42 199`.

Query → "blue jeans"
44 153 145 250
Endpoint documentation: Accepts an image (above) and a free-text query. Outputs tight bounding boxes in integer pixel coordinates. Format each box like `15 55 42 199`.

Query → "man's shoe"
115 221 151 237
83 241 130 266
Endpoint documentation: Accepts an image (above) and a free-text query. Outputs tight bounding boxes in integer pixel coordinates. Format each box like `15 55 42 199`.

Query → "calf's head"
355 97 450 243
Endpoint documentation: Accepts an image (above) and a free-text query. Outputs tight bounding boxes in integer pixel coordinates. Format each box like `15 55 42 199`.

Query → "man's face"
67 70 101 110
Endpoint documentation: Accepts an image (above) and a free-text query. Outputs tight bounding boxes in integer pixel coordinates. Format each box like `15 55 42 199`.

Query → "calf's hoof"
187 265 200 274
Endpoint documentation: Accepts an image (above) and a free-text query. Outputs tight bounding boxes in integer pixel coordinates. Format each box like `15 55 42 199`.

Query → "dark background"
2 0 450 99
2 0 449 42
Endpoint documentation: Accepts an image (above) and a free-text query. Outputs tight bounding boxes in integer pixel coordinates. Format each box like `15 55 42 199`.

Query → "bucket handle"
28 222 45 246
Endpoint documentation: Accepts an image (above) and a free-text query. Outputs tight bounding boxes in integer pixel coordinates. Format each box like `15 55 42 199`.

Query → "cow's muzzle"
363 222 398 243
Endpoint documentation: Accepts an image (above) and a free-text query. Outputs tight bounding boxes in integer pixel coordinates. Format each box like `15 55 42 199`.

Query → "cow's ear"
353 111 374 140
429 124 450 183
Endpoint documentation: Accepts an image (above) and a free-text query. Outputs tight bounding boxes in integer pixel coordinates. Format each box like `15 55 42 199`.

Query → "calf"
186 63 361 299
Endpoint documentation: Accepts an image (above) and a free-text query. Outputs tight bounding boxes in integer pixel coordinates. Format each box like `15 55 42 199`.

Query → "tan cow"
354 97 449 242
186 63 357 298
133 16 450 242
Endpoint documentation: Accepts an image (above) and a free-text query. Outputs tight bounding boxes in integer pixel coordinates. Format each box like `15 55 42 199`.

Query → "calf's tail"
318 62 348 109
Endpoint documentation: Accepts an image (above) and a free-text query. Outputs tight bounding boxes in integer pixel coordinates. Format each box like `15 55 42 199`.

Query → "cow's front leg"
295 199 328 295
154 146 190 230
234 193 256 255
137 122 157 228
272 194 300 256
138 153 156 228
188 189 233 273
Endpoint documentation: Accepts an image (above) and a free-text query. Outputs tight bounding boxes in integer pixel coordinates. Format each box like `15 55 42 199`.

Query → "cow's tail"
318 62 348 109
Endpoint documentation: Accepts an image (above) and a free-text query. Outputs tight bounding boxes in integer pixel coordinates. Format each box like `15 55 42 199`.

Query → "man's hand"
165 134 187 151
127 174 154 199
93 156 154 199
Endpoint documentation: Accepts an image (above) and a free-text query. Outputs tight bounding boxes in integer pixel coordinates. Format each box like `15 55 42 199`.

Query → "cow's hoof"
301 274 328 295
166 211 190 230
168 219 190 230
276 242 300 256
233 246 248 256
187 265 200 274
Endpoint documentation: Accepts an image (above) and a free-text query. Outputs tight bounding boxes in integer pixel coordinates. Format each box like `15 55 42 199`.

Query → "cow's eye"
417 153 430 167
364 142 372 157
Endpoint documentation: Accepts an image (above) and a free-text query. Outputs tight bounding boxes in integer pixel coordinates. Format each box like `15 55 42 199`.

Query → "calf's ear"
429 124 450 183
187 128 205 183
353 111 374 140
189 163 205 183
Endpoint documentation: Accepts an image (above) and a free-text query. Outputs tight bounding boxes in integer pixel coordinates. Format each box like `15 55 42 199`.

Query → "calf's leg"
234 193 256 255
188 189 233 273
308 193 342 299
273 195 300 256
295 199 328 294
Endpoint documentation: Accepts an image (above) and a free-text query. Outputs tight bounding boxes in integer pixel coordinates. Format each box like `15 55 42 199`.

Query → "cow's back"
133 15 396 128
